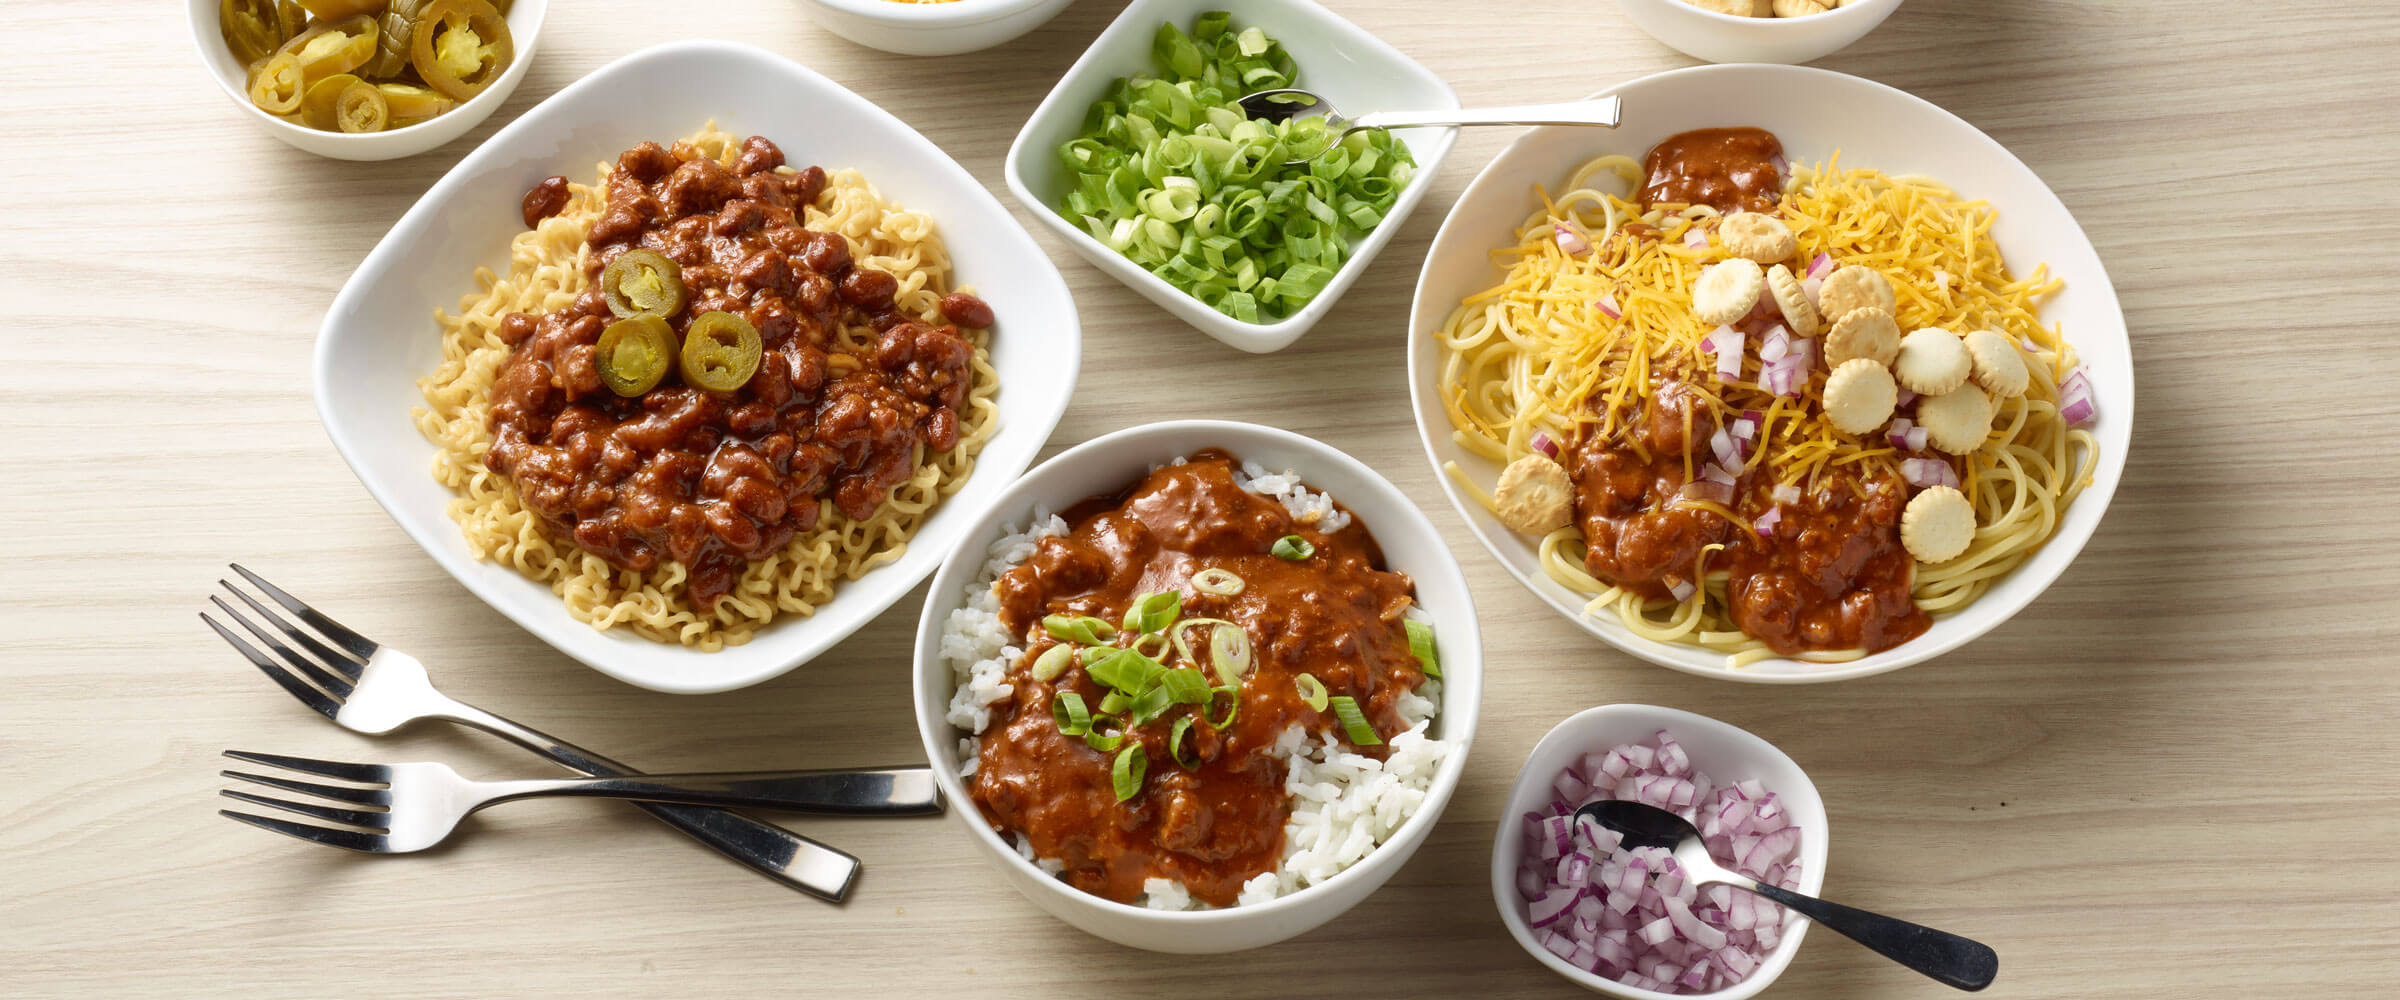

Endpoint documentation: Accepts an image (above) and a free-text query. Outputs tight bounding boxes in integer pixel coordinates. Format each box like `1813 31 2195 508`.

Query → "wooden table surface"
6 1 2397 996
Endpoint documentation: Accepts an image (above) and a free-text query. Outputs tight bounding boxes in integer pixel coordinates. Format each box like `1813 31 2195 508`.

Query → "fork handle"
477 767 944 816
438 702 861 902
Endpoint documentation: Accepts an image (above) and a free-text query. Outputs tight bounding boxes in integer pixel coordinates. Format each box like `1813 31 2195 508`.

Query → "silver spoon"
1575 799 1999 992
1237 89 1622 166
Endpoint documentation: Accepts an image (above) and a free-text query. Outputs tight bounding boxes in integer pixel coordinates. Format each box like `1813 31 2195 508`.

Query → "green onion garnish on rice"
1052 690 1092 736
1043 615 1117 645
1030 643 1075 682
1271 534 1314 560
1112 745 1149 801
1084 716 1127 752
1122 590 1182 633
1191 567 1244 595
1404 618 1440 679
1328 695 1382 747
1295 672 1329 712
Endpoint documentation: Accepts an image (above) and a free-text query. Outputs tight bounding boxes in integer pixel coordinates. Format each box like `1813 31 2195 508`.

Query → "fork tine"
209 595 356 698
220 789 390 829
221 750 390 784
220 769 392 807
219 810 390 853
229 564 379 662
202 613 339 720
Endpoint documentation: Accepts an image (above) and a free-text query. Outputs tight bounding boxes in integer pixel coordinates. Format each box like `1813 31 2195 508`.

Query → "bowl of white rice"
911 419 1483 953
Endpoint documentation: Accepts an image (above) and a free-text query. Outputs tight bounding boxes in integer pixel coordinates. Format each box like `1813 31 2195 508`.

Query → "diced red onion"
1665 577 1696 602
1556 771 1591 804
1752 507 1782 539
1769 153 1789 178
1701 463 1736 487
1532 432 1560 460
1771 484 1800 504
1906 426 1928 452
1594 293 1621 319
1516 730 1798 993
2059 366 2097 426
1758 326 1791 363
1806 252 1833 280
1678 479 1733 506
1900 457 1960 489
1684 224 1708 250
1886 417 1915 450
1554 223 1591 256
1895 386 1918 407
1712 328 1746 384
1709 429 1742 471
1799 275 1824 307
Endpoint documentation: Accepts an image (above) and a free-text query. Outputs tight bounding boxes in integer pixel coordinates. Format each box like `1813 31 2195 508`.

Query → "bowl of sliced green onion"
1004 0 1457 353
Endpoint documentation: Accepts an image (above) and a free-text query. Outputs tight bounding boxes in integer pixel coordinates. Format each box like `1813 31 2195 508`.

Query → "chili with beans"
484 136 994 609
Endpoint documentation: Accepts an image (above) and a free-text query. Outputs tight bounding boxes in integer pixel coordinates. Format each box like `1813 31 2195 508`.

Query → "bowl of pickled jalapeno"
189 0 545 160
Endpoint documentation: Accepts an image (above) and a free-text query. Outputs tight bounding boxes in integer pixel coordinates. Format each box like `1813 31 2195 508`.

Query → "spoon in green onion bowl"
1237 89 1622 166
1574 799 2000 991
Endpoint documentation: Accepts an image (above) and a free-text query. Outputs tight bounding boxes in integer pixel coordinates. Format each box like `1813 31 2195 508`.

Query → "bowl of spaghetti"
316 41 1080 693
1408 64 2130 683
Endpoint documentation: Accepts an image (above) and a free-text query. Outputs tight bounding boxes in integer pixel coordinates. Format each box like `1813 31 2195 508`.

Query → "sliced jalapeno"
247 52 305 115
374 81 453 125
300 73 360 130
678 312 763 394
295 0 388 17
332 79 389 132
596 315 675 397
600 249 687 319
410 0 513 101
219 0 286 65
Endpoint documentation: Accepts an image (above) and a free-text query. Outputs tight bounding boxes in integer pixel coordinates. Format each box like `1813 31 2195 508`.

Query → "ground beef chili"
1639 126 1784 213
483 137 992 610
972 451 1426 906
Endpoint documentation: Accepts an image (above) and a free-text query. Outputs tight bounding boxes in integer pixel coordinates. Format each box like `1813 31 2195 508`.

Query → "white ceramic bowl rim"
188 0 548 143
911 419 1479 924
1406 62 2133 684
813 0 1057 24
1664 0 1897 26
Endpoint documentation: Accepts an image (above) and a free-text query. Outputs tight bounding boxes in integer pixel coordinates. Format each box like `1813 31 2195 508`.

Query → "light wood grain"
5 0 2398 996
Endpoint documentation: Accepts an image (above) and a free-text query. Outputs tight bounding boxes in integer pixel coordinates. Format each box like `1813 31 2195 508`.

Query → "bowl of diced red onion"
1491 704 1829 998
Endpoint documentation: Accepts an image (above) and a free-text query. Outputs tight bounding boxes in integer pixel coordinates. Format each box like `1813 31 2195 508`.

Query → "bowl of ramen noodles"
188 0 548 160
913 420 1483 952
316 41 1079 693
794 0 1078 57
1409 64 2130 683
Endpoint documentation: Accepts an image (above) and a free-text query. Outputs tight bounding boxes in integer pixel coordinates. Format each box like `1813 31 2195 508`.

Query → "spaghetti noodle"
415 126 999 650
1437 137 2097 667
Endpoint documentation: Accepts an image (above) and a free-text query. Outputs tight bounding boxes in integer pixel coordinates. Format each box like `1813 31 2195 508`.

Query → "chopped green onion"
1271 534 1315 560
1131 631 1171 660
1295 672 1329 712
1085 715 1126 752
1122 590 1183 634
1328 695 1382 746
1111 744 1148 801
1404 619 1440 679
1030 643 1075 682
1206 684 1241 730
1044 615 1117 645
1208 625 1252 686
1191 568 1245 596
1052 13 1415 324
1099 691 1132 715
1087 648 1164 695
1159 666 1211 704
1169 617 1236 672
1169 715 1202 770
1052 691 1092 736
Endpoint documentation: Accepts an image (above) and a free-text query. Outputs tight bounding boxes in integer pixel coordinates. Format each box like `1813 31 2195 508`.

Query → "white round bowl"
187 0 548 161
1614 0 1901 65
797 0 1076 57
1492 704 1829 999
911 419 1484 953
1405 63 2133 683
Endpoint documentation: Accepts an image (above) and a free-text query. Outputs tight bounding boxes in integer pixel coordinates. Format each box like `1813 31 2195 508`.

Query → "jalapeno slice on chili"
409 0 512 101
246 52 305 115
600 249 687 320
678 312 764 393
595 315 675 397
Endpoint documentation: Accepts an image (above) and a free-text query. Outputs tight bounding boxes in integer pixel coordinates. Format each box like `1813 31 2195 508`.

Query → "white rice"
941 460 1449 909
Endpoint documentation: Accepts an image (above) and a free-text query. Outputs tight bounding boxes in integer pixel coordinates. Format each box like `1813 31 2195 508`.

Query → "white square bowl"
313 40 1081 694
1003 0 1457 354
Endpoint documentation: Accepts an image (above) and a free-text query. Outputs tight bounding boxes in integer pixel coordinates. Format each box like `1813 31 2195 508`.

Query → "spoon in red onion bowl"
1576 800 1999 991
1237 89 1621 167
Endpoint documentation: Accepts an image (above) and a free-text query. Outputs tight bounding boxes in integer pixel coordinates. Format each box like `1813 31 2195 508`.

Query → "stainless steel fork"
202 564 914 900
220 750 941 854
